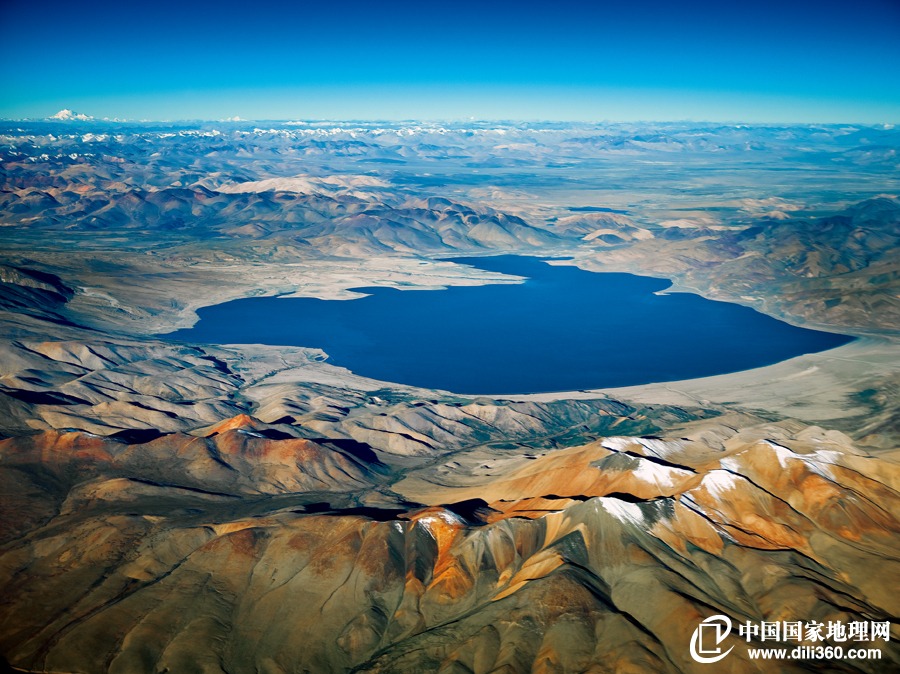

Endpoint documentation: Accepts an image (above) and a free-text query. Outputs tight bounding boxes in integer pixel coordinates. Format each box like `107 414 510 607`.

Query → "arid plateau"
1 120 898 673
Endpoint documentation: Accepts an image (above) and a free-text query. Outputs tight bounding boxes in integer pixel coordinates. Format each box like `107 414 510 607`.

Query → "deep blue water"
165 256 853 394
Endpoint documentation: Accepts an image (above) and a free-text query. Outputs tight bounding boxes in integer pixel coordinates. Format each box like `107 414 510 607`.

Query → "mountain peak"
49 109 93 121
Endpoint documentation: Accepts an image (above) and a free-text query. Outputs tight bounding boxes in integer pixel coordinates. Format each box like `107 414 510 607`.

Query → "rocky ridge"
0 413 897 673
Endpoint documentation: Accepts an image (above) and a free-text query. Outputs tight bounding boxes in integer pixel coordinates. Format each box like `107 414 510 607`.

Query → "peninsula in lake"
1 119 899 674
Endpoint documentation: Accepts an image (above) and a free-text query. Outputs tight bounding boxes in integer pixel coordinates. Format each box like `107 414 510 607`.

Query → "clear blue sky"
1 0 898 122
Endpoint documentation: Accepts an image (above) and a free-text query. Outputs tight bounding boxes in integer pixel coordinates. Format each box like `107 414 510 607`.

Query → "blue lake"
166 256 853 395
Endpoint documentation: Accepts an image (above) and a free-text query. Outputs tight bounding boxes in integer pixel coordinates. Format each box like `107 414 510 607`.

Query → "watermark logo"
689 617 889 664
690 615 734 664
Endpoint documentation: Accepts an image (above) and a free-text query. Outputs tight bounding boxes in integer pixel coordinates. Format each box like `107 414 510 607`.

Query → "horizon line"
3 116 898 127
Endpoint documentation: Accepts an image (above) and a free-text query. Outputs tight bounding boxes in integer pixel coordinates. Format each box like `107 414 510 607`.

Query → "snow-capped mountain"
49 109 94 121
